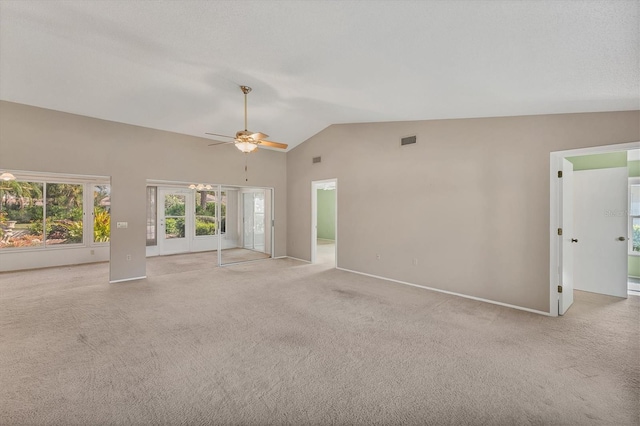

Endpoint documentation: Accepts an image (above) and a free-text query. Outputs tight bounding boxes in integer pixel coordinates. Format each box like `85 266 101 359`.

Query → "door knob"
618 236 627 241
571 239 578 243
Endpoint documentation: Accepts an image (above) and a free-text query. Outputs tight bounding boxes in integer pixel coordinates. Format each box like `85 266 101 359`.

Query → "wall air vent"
401 136 417 146
312 156 322 164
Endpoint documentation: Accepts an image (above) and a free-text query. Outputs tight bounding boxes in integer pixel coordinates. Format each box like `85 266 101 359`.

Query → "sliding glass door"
148 184 273 265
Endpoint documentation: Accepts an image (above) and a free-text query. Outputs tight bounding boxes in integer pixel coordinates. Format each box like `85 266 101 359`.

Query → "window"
630 183 640 254
146 186 157 246
93 185 111 243
164 194 186 239
0 181 44 248
194 190 226 236
0 177 109 249
46 183 83 244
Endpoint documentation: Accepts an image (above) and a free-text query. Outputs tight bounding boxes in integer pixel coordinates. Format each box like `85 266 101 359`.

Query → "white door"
573 167 628 298
559 159 575 315
158 189 192 255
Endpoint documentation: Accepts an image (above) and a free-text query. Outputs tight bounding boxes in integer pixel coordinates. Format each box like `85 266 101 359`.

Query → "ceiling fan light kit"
206 85 288 153
189 184 213 190
235 141 259 153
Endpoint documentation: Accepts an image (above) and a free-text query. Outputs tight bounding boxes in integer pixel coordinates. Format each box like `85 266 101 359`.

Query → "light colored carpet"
316 239 335 266
0 254 638 425
145 249 271 277
220 248 271 265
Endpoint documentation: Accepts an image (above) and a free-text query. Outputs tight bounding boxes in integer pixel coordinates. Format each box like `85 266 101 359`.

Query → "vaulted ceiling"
1 1 638 150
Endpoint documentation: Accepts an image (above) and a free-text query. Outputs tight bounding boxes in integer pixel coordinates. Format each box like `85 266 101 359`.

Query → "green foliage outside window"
1 181 111 248
165 217 185 238
196 220 217 236
194 191 225 236
94 208 111 242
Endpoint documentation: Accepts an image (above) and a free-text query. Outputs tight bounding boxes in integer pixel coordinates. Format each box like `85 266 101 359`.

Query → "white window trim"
0 171 110 252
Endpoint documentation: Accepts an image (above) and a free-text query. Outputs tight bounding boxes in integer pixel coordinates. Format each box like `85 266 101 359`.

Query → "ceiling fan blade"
250 132 269 140
259 140 288 150
208 141 233 147
205 132 235 139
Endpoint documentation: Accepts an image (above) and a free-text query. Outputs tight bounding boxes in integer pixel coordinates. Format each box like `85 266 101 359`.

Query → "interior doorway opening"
311 179 337 266
550 142 639 316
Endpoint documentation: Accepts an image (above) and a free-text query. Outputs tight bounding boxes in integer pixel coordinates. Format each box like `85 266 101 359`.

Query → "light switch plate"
116 222 128 229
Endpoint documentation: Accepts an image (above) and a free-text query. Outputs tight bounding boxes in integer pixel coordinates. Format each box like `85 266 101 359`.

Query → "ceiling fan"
206 85 288 153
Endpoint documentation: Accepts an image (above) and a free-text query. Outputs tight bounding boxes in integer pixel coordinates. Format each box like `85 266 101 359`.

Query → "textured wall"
287 111 640 312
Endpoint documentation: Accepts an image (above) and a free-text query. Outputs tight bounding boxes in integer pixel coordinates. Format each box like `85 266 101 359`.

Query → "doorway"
550 142 639 316
311 179 337 265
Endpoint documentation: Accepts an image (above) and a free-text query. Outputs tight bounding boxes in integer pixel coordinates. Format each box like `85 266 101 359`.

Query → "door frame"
549 141 638 316
311 178 338 264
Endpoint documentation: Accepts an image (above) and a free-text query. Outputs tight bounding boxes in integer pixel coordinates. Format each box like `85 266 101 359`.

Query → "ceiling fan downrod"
240 85 251 131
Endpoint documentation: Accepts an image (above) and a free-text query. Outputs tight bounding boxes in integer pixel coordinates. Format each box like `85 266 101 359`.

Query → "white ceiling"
1 1 638 150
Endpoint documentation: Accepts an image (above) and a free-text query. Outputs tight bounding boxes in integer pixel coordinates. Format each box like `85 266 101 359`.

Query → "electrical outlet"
126 254 131 261
376 254 381 260
412 258 418 266
90 249 95 255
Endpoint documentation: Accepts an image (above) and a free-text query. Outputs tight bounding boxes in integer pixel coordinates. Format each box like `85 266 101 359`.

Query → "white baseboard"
286 256 311 263
336 267 551 317
109 275 147 283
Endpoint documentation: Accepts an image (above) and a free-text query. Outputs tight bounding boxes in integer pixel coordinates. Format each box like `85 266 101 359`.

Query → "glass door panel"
221 187 272 265
158 189 191 255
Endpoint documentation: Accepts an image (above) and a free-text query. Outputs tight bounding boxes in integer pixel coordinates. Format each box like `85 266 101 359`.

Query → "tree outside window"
0 179 110 249
194 190 226 236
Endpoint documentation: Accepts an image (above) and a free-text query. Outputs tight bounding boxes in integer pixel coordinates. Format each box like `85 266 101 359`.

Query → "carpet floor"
0 253 638 425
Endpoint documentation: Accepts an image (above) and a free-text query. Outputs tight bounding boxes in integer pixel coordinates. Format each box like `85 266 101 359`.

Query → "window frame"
0 171 110 252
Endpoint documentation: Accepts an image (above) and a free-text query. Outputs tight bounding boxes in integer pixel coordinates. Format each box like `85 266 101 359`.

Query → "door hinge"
558 171 562 178
557 285 563 293
557 228 562 236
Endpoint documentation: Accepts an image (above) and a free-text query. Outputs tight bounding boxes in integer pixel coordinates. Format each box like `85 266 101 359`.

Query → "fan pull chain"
245 153 249 182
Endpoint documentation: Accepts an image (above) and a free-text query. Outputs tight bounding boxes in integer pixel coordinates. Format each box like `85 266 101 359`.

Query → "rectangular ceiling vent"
401 136 417 146
312 156 322 164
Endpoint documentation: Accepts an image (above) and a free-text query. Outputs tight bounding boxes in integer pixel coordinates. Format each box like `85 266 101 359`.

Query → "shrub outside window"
0 178 110 249
194 190 226 236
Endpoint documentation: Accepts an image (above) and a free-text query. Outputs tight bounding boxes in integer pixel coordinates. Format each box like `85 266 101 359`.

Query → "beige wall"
0 101 287 281
287 111 640 313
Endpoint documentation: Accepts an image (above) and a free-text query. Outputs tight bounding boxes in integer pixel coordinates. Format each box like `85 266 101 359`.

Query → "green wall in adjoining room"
566 152 627 171
317 189 336 240
629 256 640 278
632 160 640 277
